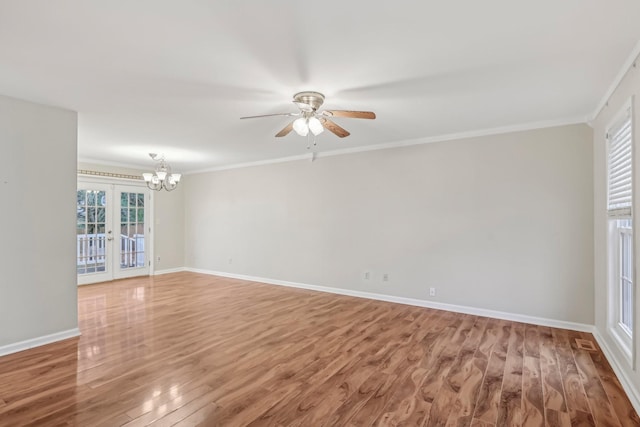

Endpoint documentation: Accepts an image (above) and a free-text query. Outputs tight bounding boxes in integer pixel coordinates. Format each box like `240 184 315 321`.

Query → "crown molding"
185 116 586 175
186 153 313 175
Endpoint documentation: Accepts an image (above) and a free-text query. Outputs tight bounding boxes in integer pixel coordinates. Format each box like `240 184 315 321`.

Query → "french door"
77 180 151 285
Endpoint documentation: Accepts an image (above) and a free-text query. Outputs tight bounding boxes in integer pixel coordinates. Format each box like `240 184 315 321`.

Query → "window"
607 102 634 362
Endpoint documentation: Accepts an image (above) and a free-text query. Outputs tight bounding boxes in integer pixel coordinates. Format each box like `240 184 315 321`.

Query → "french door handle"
107 230 114 241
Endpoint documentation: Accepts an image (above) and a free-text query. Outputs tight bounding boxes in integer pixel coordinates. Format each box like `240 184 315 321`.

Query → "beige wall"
0 95 78 348
592 57 640 406
153 184 185 271
77 162 185 271
184 124 594 324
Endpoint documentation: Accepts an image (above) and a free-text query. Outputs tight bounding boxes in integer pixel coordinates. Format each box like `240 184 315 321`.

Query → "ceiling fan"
240 91 376 138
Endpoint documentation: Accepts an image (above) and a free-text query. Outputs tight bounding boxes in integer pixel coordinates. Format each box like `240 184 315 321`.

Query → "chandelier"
142 153 181 191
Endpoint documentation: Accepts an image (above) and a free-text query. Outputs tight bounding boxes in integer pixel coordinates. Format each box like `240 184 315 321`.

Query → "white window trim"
606 97 636 368
77 174 155 276
608 220 634 363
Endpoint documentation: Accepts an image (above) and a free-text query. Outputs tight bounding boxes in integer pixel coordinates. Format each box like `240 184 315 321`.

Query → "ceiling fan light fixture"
293 117 309 136
241 91 375 140
308 117 324 135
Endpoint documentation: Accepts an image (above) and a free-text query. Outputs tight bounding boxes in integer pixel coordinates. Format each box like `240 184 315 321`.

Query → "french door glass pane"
119 191 145 269
77 189 107 275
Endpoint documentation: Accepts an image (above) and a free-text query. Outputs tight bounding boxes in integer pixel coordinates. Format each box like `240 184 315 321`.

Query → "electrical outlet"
429 287 436 297
363 271 370 280
383 273 389 282
228 258 233 264
157 256 161 262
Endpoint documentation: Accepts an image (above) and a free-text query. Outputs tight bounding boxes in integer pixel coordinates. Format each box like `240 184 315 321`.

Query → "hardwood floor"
0 272 637 426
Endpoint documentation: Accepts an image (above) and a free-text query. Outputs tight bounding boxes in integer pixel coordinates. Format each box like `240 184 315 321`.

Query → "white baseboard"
185 268 594 333
154 267 187 276
592 329 640 415
0 328 81 357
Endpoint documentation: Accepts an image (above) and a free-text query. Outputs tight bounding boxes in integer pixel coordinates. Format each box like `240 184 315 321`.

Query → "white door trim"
77 176 154 285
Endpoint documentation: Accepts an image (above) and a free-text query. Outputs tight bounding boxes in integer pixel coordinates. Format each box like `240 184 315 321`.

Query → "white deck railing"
77 233 144 268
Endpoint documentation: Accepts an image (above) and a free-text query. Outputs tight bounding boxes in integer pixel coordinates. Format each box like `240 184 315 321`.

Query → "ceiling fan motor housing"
293 91 325 111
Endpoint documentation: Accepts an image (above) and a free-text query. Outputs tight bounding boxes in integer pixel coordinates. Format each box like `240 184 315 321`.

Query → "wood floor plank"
332 315 437 426
319 371 392 426
172 403 218 426
441 317 490 426
215 383 302 426
0 272 636 426
470 418 495 427
538 327 567 413
581 334 640 427
545 408 571 426
521 324 545 426
419 314 475 408
131 388 220 427
347 336 436 425
553 328 595 425
569 409 597 426
522 355 545 427
496 322 524 426
344 373 401 426
123 384 213 425
474 317 501 366
472 321 511 425
373 366 430 426
571 347 621 427
289 365 377 426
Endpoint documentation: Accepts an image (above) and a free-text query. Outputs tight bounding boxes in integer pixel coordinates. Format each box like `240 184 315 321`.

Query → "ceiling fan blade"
321 118 350 138
240 113 297 119
293 101 314 112
275 121 294 137
321 110 376 119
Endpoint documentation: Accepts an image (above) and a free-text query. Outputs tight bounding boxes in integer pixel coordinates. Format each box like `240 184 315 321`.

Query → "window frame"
606 98 635 367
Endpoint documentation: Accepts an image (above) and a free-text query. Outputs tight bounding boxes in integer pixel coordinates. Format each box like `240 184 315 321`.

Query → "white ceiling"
1 1 640 172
